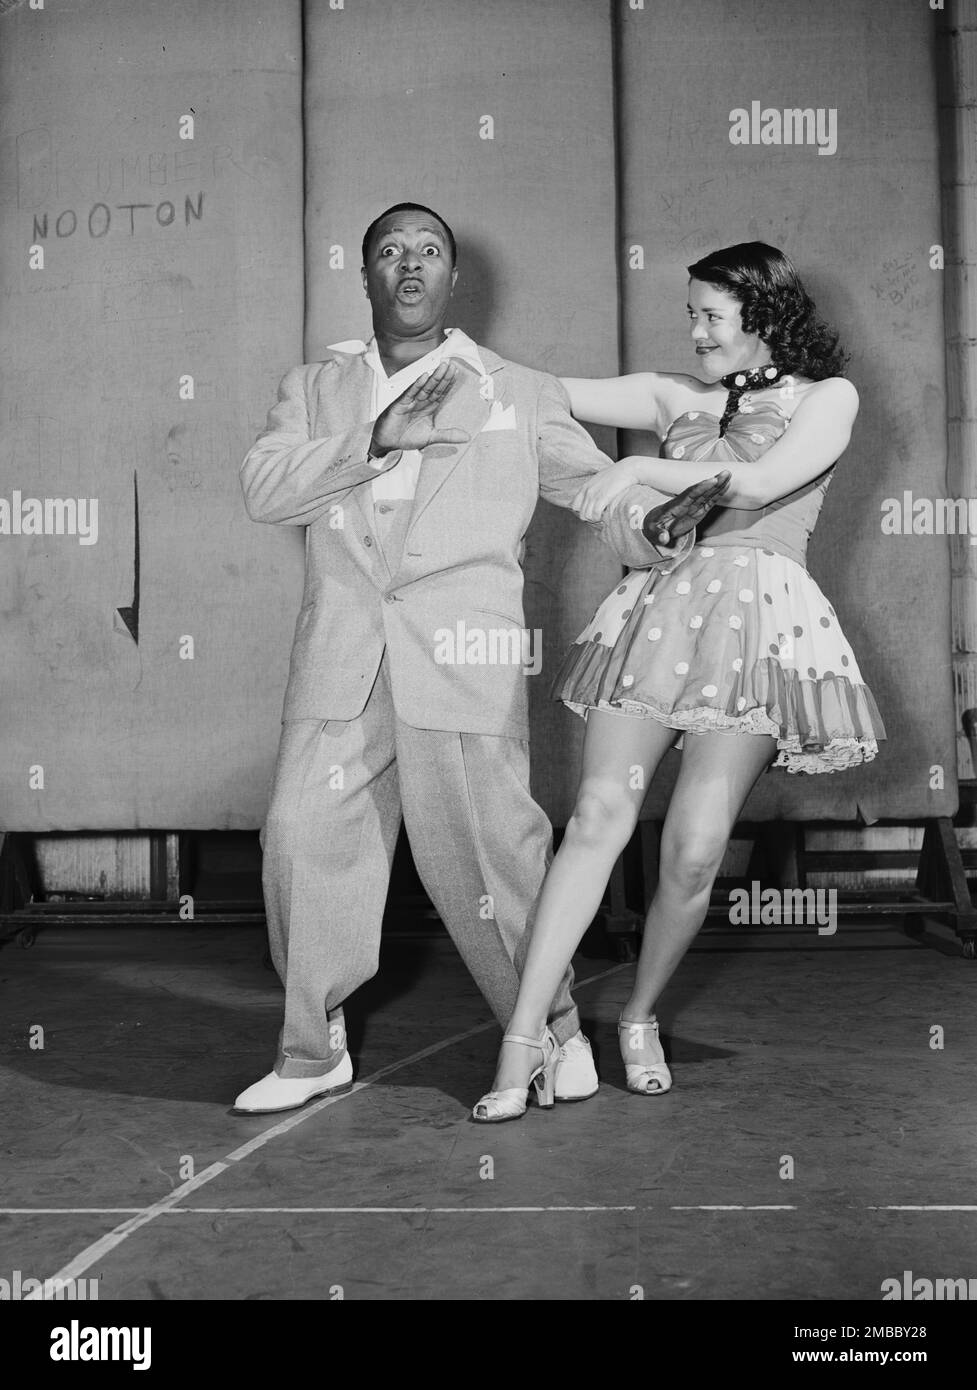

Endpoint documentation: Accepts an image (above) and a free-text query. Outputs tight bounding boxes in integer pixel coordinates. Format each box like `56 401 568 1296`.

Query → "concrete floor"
1 922 975 1301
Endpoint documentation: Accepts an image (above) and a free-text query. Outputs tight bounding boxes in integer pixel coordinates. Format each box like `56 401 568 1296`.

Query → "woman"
472 242 885 1122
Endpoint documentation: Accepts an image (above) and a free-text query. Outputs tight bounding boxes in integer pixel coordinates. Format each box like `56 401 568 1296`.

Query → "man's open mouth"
397 280 424 298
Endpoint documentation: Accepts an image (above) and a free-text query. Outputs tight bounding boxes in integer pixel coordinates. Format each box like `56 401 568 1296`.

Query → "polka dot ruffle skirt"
552 544 885 774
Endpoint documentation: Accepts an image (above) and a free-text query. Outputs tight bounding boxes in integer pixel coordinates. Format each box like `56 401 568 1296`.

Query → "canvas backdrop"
0 0 954 831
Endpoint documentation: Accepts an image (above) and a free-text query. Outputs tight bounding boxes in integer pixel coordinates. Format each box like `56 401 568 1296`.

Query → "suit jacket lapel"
401 354 506 551
313 352 377 548
314 349 375 430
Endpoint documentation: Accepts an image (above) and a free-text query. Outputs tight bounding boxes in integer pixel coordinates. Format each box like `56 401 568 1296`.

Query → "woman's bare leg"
621 731 777 1046
487 710 677 1093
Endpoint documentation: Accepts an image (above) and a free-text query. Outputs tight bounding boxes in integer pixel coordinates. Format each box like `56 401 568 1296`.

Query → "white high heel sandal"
471 1029 559 1123
618 1016 673 1095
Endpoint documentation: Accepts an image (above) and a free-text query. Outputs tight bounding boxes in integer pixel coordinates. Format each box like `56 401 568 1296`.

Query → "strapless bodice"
662 399 833 565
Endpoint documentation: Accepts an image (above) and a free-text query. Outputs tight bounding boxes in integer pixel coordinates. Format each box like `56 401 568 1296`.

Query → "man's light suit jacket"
240 344 687 739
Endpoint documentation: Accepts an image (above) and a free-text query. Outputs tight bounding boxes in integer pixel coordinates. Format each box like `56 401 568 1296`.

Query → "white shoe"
472 1030 559 1123
232 1051 354 1115
618 1017 672 1095
554 1030 599 1102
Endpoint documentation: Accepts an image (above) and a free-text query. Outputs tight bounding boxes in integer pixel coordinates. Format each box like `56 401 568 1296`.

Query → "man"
234 202 727 1114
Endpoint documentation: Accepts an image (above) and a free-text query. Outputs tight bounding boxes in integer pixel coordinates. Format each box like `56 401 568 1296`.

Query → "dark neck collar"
719 363 785 436
720 363 785 393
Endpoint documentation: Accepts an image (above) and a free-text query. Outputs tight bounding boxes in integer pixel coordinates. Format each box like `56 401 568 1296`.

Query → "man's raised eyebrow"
378 224 447 241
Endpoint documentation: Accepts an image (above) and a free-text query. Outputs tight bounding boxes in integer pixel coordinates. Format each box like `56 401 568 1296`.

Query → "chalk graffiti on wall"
31 195 205 240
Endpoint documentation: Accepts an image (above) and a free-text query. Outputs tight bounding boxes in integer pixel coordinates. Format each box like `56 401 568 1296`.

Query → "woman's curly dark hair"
687 242 849 380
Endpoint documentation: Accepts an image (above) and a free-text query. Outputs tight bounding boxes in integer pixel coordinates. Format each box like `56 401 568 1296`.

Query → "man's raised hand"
370 361 472 456
641 471 732 547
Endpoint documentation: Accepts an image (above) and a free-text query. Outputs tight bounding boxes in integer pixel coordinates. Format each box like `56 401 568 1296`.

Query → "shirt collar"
327 328 489 383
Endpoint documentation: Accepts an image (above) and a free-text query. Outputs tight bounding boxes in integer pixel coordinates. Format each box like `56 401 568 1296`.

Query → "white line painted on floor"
868 1205 977 1211
6 1203 974 1217
23 964 628 1298
182 1204 791 1214
184 1205 643 1214
3 1207 640 1216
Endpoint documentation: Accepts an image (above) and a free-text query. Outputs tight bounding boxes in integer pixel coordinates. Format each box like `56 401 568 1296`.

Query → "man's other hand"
641 470 732 547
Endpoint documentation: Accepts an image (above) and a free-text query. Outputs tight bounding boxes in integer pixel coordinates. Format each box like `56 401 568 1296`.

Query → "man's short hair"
361 203 457 267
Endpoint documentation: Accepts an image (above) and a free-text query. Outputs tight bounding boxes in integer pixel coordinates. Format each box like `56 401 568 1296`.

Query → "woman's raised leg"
484 710 677 1095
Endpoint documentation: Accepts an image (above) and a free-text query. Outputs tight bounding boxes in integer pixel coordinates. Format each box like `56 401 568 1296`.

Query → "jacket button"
384 593 397 604
363 536 373 547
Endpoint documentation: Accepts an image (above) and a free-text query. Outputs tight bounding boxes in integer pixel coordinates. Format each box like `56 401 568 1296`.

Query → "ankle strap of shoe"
502 1031 548 1049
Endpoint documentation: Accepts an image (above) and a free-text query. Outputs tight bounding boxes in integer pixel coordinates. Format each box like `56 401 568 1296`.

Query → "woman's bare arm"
571 378 859 518
558 372 693 438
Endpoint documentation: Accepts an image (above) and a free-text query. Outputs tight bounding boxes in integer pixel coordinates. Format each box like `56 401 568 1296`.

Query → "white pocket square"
481 402 517 432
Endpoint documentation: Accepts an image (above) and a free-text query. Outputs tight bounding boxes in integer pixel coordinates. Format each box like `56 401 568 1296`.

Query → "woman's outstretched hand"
642 471 732 547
